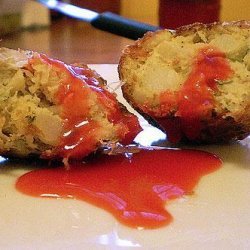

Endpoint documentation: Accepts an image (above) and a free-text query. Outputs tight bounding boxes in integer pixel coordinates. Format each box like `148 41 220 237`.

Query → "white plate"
0 64 249 250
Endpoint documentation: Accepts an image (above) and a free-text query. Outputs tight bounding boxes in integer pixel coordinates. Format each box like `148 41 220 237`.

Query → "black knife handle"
91 12 160 40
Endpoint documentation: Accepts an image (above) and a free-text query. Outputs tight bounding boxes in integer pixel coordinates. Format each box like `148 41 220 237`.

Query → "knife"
37 0 160 40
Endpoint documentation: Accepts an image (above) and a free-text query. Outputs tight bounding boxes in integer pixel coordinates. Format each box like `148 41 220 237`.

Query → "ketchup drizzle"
28 55 141 160
160 46 233 142
16 149 222 229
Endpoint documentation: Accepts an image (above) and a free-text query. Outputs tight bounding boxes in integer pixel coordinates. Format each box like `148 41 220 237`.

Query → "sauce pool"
16 149 222 229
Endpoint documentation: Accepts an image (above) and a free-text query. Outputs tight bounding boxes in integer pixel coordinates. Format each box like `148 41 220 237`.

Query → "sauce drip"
16 149 221 229
160 47 233 142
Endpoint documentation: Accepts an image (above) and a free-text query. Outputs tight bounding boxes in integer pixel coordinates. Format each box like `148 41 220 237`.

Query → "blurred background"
0 0 249 64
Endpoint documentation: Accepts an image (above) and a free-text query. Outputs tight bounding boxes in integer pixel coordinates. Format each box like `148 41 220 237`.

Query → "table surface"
1 18 134 64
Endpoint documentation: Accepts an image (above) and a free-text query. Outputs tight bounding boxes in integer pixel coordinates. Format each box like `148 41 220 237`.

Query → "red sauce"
16 149 222 229
160 47 233 143
28 55 141 160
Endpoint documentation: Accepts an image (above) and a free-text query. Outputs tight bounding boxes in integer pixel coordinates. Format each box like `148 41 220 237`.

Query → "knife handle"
91 12 160 40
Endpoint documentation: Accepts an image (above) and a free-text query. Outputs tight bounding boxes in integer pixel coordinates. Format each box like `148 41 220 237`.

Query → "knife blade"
37 0 160 40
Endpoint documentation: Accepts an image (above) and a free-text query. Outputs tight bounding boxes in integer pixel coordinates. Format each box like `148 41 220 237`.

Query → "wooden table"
1 18 134 64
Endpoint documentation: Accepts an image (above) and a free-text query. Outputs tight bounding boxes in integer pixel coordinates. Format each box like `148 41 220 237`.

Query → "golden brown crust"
174 20 250 36
192 114 250 144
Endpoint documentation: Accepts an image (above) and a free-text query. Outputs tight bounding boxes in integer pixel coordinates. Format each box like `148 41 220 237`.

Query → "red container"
159 0 221 29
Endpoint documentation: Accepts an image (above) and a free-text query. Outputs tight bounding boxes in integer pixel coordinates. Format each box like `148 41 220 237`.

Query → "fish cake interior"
0 48 142 161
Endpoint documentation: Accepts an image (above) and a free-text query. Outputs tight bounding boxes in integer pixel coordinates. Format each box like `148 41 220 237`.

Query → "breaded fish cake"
0 48 142 162
119 21 250 143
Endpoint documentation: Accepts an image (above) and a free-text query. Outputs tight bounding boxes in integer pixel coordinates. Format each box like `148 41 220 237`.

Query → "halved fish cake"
119 21 250 143
0 47 142 162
